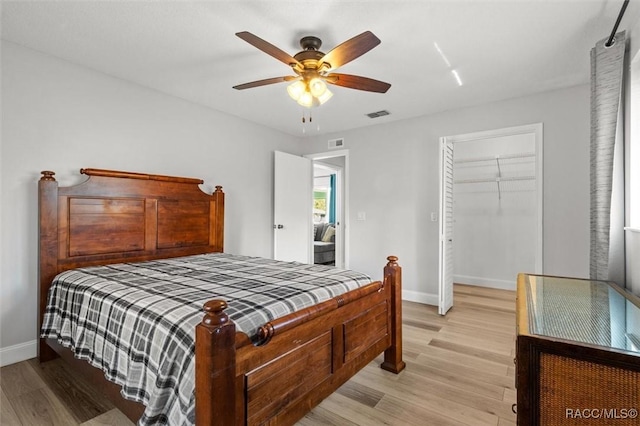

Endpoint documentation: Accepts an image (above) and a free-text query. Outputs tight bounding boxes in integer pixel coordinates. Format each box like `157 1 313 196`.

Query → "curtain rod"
605 0 630 47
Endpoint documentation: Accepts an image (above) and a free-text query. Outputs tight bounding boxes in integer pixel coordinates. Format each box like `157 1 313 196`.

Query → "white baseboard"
0 340 37 367
402 289 438 306
453 274 516 291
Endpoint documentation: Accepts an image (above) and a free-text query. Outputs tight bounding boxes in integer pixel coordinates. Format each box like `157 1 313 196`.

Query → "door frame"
438 123 543 311
305 149 349 268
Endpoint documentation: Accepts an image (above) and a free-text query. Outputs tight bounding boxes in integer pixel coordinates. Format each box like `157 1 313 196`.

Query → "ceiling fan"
233 31 391 107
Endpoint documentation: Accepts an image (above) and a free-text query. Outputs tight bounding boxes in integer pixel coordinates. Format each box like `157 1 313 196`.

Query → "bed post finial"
196 299 236 425
201 300 230 326
381 255 406 374
214 185 223 193
40 171 56 181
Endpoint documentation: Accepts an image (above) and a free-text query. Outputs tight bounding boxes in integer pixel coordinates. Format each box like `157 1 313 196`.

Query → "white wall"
302 85 590 303
0 42 303 364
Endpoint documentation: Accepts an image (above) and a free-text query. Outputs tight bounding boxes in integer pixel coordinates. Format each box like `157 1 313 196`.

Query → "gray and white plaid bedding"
41 253 372 425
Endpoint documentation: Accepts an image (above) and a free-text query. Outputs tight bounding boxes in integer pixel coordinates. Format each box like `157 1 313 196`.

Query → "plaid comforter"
41 253 372 425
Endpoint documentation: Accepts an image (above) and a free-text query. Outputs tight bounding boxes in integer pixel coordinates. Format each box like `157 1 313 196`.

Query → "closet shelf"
453 152 535 164
454 175 535 185
453 151 536 200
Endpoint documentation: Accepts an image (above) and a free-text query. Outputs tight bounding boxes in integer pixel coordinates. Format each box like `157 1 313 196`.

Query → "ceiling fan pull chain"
301 110 307 134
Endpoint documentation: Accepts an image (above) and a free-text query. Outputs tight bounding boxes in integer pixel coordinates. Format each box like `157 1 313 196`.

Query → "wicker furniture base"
540 353 640 425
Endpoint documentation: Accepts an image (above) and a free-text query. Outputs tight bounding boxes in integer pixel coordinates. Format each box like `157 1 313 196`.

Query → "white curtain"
590 31 626 283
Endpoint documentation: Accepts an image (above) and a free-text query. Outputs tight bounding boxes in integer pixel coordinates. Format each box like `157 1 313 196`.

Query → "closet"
442 124 542 294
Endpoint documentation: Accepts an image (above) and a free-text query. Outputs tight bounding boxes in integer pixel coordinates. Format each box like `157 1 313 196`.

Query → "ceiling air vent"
328 138 345 149
366 110 390 119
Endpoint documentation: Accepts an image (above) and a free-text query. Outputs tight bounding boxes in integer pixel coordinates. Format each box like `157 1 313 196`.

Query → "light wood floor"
0 284 517 425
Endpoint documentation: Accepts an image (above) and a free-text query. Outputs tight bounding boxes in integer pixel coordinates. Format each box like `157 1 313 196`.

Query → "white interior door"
274 151 312 263
439 138 454 315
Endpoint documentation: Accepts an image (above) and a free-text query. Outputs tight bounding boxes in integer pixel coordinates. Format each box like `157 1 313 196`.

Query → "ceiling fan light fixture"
316 89 333 105
308 77 327 97
297 90 314 108
287 80 306 101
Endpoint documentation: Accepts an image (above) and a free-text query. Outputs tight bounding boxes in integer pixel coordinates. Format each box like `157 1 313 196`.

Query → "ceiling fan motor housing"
293 36 327 70
300 36 322 51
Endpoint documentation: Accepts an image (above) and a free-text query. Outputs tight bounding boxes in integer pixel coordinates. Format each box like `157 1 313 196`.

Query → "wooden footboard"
196 256 404 426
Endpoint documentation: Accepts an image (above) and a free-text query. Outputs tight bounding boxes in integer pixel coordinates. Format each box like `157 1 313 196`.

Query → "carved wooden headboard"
38 168 224 355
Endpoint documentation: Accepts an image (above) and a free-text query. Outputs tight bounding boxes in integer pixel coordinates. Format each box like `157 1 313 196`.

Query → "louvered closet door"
439 139 454 315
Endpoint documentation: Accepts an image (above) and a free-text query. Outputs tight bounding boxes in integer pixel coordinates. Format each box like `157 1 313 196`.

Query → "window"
314 190 328 223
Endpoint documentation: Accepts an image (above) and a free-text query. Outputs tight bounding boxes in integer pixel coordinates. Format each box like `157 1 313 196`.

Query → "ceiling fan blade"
325 73 391 93
233 76 296 90
236 31 300 68
318 31 381 70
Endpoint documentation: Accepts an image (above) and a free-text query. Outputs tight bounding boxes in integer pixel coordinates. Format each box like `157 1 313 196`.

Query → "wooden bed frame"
38 168 405 425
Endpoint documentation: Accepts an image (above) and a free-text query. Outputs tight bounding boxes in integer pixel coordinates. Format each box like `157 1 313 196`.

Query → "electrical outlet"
431 212 438 222
357 211 366 221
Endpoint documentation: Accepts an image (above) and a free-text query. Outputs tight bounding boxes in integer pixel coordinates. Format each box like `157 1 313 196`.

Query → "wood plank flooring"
0 284 517 425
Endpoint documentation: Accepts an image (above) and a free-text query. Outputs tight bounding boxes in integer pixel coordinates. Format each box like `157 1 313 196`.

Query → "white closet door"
439 139 454 315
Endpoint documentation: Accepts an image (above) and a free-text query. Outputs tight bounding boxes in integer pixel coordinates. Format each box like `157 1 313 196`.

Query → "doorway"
306 150 349 269
438 124 543 315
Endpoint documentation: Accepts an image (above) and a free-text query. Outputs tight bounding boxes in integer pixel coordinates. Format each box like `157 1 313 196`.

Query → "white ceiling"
2 1 639 137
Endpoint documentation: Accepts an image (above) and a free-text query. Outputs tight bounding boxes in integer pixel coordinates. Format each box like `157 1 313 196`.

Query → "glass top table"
522 275 640 356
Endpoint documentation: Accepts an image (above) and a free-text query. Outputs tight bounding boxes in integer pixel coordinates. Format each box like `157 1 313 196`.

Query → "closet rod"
605 0 629 47
454 152 535 164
